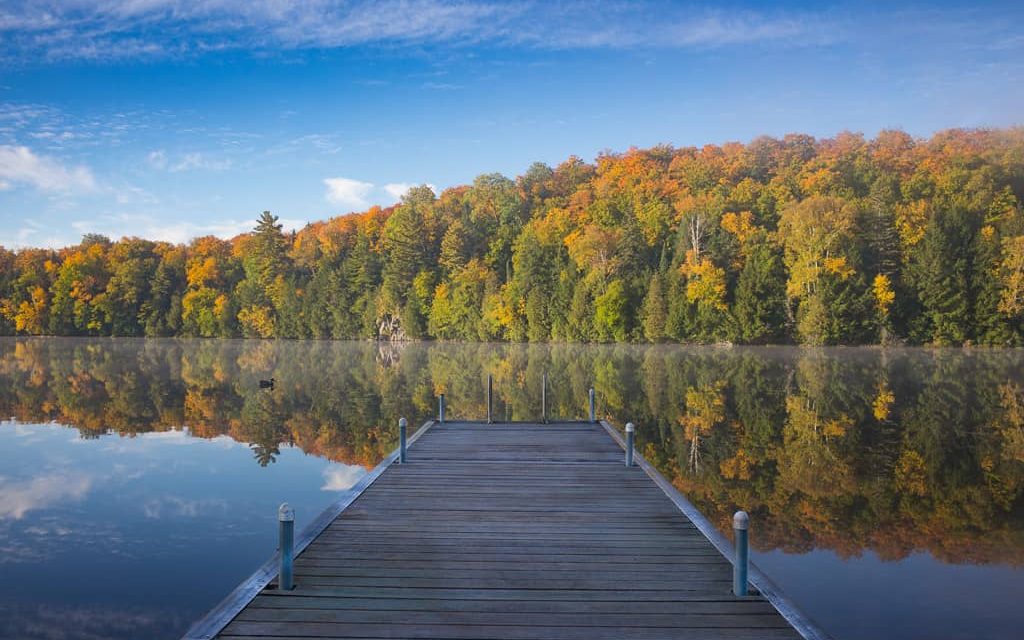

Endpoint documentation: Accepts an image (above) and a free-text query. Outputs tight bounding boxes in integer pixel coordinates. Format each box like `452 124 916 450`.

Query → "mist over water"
0 338 1021 639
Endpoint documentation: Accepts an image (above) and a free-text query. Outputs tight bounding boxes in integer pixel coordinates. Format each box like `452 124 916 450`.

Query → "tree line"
2 127 1024 345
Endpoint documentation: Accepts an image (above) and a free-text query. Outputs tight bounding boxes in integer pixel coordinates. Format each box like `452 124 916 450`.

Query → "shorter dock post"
589 388 596 422
487 375 493 424
278 503 295 591
625 422 635 467
399 417 407 463
733 510 749 596
541 373 548 423
438 394 446 423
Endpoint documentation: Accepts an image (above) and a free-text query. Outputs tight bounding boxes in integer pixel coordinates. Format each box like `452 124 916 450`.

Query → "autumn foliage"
3 128 1024 345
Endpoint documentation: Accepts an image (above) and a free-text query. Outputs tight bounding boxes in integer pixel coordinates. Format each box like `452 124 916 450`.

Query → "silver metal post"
589 388 596 422
399 417 407 463
278 503 295 591
487 375 493 424
625 422 635 467
733 511 749 596
439 394 445 423
542 373 548 423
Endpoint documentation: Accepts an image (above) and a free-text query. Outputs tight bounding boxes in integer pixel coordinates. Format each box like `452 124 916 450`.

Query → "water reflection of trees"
0 338 1021 565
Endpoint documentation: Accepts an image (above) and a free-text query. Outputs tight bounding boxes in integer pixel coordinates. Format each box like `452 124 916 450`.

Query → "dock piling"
541 373 548 423
487 375 493 424
277 503 294 591
589 388 596 422
398 417 407 463
625 422 635 467
733 510 749 596
438 394 445 423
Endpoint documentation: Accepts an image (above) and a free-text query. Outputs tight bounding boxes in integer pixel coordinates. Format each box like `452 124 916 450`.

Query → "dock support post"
542 373 548 424
589 388 596 422
278 503 295 591
625 422 635 467
399 417 407 463
733 511 749 596
487 375 493 424
439 394 445 423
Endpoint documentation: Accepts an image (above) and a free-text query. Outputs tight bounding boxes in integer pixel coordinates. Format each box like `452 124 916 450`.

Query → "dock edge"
599 419 834 640
180 419 437 640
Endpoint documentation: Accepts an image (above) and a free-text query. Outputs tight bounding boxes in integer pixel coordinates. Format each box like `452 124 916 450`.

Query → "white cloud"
321 463 367 491
0 145 96 192
383 182 413 201
383 182 436 203
324 176 374 210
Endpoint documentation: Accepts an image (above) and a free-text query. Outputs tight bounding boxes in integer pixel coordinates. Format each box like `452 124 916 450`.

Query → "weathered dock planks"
185 421 828 640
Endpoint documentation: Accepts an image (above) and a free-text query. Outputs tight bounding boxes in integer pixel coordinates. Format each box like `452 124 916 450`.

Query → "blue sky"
0 0 1021 249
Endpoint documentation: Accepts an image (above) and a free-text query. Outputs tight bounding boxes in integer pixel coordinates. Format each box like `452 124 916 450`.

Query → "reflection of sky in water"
0 421 365 640
0 338 1022 640
753 548 1023 640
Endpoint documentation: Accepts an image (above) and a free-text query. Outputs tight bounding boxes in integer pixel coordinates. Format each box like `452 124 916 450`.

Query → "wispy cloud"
144 149 233 173
0 1 848 63
0 144 96 192
146 149 167 170
169 152 232 173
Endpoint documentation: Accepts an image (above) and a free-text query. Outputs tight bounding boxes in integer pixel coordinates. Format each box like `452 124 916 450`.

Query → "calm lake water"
0 338 1021 640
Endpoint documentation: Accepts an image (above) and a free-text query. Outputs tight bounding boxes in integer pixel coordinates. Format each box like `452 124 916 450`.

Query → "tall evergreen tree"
732 240 788 344
907 207 974 345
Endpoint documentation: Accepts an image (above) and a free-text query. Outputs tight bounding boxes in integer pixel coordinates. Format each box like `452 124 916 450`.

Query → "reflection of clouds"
142 496 227 519
101 429 246 450
321 463 366 491
0 514 119 565
0 602 182 640
0 473 92 520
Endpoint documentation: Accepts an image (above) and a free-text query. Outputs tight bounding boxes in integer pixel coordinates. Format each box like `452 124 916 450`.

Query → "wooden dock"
185 420 829 640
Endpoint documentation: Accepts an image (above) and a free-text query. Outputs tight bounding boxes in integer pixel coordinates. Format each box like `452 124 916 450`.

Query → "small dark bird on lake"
259 378 275 389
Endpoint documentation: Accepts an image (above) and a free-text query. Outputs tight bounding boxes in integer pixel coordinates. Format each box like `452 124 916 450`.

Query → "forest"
2 127 1024 345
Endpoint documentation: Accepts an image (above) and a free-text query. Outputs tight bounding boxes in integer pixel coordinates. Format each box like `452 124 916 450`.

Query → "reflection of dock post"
733 511 749 596
399 417 407 463
589 388 596 422
542 373 548 424
278 503 295 591
438 394 445 423
625 422 635 466
487 375 493 424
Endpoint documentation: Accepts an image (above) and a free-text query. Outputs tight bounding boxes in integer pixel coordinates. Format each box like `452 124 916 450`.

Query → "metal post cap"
625 422 635 433
733 510 749 530
278 503 295 522
399 417 408 427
